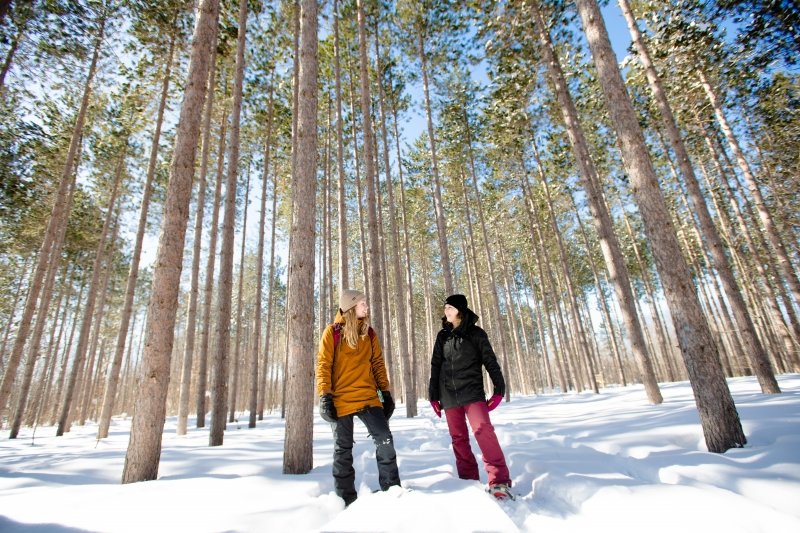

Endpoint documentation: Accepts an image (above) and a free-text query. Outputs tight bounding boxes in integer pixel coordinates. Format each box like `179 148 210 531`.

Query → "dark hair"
441 312 462 329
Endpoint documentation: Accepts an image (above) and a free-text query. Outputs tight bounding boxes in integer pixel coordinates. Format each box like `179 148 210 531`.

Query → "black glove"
381 390 395 420
320 394 337 423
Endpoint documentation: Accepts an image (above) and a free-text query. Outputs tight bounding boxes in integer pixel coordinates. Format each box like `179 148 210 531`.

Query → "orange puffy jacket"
316 312 390 417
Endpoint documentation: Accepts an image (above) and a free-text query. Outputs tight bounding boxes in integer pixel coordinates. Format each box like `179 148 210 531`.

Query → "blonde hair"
341 306 369 348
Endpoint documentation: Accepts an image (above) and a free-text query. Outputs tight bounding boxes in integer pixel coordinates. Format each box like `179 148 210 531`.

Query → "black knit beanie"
444 294 469 315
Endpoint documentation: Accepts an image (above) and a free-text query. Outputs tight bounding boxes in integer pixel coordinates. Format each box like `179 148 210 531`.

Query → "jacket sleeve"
474 328 505 397
428 331 444 401
316 325 335 397
369 330 391 392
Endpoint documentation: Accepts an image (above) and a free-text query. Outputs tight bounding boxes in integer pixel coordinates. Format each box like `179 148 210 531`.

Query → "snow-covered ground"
1 374 799 532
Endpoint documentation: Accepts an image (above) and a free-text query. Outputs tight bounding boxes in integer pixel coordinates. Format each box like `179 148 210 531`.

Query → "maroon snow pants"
444 400 511 486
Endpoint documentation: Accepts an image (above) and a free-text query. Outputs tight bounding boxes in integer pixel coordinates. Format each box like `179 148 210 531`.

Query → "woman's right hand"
320 394 338 422
430 400 442 418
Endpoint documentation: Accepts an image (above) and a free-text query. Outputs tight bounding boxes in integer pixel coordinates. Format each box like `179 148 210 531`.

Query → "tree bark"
575 0 745 452
99 37 177 439
258 103 277 421
57 150 124 436
466 160 513 398
210 0 247 447
251 87 273 428
618 0 779 394
389 66 420 407
0 8 105 422
283 0 318 475
345 49 370 296
697 125 799 358
227 168 251 424
418 29 453 293
196 95 229 429
698 69 800 312
568 192 626 386
79 205 121 425
122 0 219 483
176 34 214 436
8 174 75 438
333 0 348 290
356 0 385 344
527 140 597 393
374 19 416 414
529 0 662 404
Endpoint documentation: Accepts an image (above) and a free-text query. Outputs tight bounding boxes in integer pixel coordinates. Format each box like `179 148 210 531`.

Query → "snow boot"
488 483 515 501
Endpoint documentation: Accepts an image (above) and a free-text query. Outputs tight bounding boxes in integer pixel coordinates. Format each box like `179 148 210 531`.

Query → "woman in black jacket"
428 294 513 500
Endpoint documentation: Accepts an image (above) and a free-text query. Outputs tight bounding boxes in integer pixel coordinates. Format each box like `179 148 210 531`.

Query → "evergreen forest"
0 0 797 481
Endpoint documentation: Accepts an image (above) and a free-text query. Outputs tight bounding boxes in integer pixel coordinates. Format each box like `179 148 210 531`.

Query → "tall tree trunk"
121 0 219 483
697 69 800 311
57 152 124 436
618 0 779 394
79 207 121 425
251 87 273 428
615 201 675 380
119 311 140 417
258 106 277 421
575 0 745 452
388 68 419 406
345 49 370 295
494 229 529 392
8 175 76 438
355 0 385 342
50 272 86 425
509 258 537 392
417 30 453 293
459 177 485 335
568 192 626 385
283 0 318 475
321 98 333 324
529 0 662 404
717 134 800 349
228 168 251 424
100 38 177 439
210 0 247 447
523 179 569 392
374 20 415 415
698 124 800 359
375 178 394 380
281 0 302 422
30 276 69 428
467 165 513 398
0 9 105 421
333 0 348 290
529 148 597 393
196 95 229 429
176 35 215 437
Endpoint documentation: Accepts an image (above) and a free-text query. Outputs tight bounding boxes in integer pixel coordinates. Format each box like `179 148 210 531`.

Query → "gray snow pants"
330 406 401 505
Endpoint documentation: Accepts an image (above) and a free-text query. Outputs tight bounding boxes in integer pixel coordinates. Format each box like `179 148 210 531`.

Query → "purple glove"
430 400 442 418
486 393 502 412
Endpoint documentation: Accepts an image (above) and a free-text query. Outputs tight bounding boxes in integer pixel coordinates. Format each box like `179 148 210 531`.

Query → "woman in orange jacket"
316 289 401 506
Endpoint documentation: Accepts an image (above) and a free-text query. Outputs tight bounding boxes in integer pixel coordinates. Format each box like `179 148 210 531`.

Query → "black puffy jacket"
428 309 505 410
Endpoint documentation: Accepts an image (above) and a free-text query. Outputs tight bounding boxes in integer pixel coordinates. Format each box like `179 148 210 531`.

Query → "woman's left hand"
486 393 502 411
